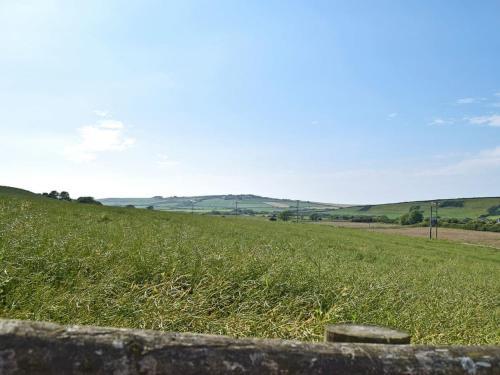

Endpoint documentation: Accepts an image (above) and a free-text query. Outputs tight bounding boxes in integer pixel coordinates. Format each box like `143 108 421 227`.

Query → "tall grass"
0 193 498 344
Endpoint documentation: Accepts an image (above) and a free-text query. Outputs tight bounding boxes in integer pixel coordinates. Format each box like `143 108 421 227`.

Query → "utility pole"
296 200 299 223
429 204 433 240
191 201 194 215
435 202 438 239
235 200 238 216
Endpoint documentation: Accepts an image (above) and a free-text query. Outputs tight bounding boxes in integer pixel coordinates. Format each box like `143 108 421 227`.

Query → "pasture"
0 187 499 345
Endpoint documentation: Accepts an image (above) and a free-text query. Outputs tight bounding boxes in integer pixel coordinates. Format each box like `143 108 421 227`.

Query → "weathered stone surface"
0 319 499 374
325 324 411 344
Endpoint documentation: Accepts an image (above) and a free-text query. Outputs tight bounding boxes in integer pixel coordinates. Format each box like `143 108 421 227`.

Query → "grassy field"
99 194 343 213
99 194 500 220
330 197 500 219
0 186 499 345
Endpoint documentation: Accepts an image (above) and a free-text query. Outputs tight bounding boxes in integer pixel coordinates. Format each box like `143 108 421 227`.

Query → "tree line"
41 190 102 205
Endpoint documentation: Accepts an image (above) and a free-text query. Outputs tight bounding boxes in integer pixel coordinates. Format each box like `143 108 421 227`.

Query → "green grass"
99 194 342 213
331 197 500 219
0 186 499 345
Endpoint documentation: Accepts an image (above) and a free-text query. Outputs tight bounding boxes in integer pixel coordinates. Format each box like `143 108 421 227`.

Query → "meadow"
0 187 499 345
331 197 500 219
99 194 341 213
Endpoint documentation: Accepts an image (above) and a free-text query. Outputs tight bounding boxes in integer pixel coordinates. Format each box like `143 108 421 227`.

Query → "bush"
310 213 321 221
278 210 293 221
76 197 102 205
400 207 423 225
439 199 465 208
487 205 500 216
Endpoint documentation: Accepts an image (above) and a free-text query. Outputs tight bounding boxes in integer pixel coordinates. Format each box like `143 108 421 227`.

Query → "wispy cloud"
468 114 500 127
388 112 397 119
156 154 179 168
429 118 453 126
93 109 110 118
456 97 485 104
417 146 500 176
64 120 135 162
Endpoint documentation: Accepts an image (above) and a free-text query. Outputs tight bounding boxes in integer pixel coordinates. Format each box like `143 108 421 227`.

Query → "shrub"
76 197 102 205
439 199 465 208
310 213 321 221
400 208 423 225
487 205 500 216
278 210 293 221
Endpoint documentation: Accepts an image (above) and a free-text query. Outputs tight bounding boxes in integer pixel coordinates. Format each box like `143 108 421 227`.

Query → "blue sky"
1 0 499 203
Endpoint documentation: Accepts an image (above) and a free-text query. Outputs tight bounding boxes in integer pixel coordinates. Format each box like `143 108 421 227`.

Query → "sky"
1 0 499 204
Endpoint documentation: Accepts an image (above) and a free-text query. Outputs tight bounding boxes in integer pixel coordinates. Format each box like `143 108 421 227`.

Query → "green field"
0 186 499 345
99 194 344 213
329 197 500 219
99 194 500 220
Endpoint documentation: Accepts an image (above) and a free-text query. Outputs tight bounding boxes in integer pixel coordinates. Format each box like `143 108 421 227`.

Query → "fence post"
325 324 411 344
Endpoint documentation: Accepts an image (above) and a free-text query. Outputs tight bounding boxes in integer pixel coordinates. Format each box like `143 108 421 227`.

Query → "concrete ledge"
0 319 498 374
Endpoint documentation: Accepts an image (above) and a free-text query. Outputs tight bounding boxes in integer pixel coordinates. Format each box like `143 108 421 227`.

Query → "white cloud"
456 97 485 104
468 114 500 127
429 118 453 126
388 113 397 118
417 146 500 176
64 120 135 162
93 110 110 118
156 154 179 168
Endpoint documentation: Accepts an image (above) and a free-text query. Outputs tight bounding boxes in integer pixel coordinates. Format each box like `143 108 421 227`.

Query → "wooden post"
435 202 438 239
325 324 411 344
429 204 433 240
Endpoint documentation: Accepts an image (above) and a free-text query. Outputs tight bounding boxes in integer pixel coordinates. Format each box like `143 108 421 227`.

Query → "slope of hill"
0 186 498 345
99 192 500 219
327 197 500 219
0 186 39 198
99 194 346 213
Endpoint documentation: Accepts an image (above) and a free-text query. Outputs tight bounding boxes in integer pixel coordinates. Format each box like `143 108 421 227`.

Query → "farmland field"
0 186 499 345
99 194 344 213
330 197 500 219
316 221 500 248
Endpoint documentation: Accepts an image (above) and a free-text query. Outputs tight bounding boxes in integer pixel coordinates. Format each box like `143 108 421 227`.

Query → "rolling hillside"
99 194 346 213
0 185 498 345
99 192 500 220
329 197 500 219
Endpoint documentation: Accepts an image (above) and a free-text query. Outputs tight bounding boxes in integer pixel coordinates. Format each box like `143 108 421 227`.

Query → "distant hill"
98 194 347 213
328 197 500 220
98 194 500 218
2 186 498 219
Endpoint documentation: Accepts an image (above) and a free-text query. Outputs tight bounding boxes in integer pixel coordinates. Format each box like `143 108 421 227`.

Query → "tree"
278 210 293 221
48 190 59 199
59 191 71 201
125 205 135 208
146 206 154 210
400 207 423 225
310 213 321 221
77 197 102 205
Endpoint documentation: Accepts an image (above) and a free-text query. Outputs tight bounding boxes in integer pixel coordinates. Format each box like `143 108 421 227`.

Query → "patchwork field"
99 194 343 213
0 186 499 345
330 197 500 219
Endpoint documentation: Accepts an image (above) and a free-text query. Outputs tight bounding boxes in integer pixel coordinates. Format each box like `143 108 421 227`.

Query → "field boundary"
1 319 499 374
